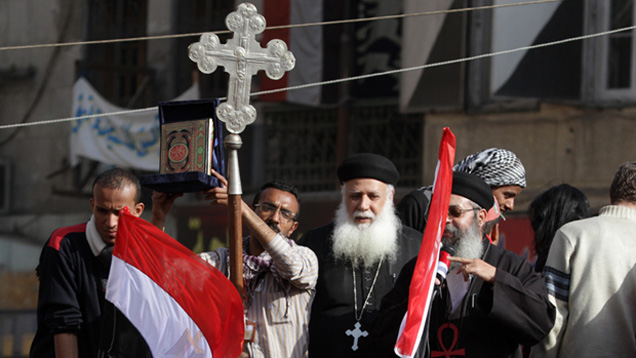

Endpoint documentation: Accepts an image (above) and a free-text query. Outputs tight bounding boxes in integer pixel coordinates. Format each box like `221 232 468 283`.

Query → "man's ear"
477 208 487 229
288 221 299 237
132 202 145 217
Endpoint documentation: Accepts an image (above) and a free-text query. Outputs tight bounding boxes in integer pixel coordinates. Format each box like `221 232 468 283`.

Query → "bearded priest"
369 171 555 358
299 153 422 357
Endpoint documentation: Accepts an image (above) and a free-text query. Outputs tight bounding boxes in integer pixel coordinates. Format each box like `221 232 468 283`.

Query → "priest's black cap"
452 171 494 210
337 153 399 185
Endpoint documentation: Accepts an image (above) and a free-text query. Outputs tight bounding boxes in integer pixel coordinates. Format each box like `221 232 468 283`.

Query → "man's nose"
107 213 118 228
358 196 370 211
269 207 282 223
504 199 514 211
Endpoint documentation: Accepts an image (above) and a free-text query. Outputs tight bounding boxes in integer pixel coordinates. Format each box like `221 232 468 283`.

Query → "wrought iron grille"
262 103 422 192
349 105 422 187
262 106 340 192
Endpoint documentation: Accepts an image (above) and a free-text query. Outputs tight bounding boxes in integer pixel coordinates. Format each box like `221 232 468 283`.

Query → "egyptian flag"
106 208 244 358
394 128 456 357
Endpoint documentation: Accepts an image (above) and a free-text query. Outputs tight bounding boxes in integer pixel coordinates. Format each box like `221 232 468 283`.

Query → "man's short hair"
92 168 142 203
610 161 636 204
252 181 301 220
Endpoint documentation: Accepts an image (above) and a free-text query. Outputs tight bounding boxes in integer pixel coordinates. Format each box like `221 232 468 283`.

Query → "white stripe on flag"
107 256 213 358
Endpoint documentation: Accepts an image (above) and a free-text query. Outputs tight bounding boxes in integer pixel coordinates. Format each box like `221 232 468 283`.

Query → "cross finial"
188 3 295 133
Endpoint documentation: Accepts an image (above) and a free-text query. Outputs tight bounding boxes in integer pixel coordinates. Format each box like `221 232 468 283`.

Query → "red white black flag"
106 208 244 358
395 128 456 357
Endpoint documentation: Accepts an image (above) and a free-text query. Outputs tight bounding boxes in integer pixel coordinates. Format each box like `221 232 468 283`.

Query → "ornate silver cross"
188 2 295 134
345 322 368 351
186 2 295 303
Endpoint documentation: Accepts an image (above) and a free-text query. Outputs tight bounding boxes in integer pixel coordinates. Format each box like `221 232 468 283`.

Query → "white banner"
70 78 199 171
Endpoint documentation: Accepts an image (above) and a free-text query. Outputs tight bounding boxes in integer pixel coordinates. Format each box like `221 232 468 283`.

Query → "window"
261 103 422 192
607 0 633 89
591 0 636 103
79 0 149 107
486 0 583 102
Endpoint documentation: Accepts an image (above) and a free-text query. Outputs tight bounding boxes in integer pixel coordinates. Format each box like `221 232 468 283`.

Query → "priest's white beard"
443 216 484 272
331 195 401 269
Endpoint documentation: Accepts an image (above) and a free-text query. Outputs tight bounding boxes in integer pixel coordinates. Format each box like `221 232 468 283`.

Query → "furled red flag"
106 208 244 358
395 127 456 357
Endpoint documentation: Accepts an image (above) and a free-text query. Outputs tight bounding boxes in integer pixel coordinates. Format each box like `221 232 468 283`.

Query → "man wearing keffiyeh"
151 173 318 358
454 148 526 213
398 148 526 242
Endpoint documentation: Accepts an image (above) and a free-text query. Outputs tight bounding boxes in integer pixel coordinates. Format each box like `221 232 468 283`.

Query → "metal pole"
224 134 244 301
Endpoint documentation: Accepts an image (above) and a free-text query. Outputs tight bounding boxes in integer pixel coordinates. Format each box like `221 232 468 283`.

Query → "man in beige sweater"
532 161 636 357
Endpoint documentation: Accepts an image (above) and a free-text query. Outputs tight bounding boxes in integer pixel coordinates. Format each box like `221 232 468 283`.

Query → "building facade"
1 0 636 356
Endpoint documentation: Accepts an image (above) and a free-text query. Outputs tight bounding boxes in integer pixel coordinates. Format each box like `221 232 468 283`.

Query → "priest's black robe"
298 222 422 357
367 240 555 358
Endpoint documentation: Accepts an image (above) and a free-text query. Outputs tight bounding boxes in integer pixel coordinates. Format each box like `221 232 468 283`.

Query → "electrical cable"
0 0 562 52
0 3 74 147
0 22 632 132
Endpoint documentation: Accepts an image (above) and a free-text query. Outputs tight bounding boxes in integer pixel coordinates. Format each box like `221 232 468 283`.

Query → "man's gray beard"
443 217 484 272
331 198 401 269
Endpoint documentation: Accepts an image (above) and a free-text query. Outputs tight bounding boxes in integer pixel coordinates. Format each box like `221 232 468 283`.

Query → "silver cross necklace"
345 257 383 351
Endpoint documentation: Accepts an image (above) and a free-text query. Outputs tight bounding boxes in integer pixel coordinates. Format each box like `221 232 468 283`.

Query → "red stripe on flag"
113 209 244 358
260 0 291 101
395 127 456 357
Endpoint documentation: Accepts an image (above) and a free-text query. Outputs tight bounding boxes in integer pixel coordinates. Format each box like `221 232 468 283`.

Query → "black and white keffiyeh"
454 148 526 188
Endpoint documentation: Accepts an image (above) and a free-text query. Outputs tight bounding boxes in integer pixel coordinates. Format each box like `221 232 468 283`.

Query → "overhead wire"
0 21 632 131
0 3 74 146
255 24 636 97
0 0 629 132
0 0 561 52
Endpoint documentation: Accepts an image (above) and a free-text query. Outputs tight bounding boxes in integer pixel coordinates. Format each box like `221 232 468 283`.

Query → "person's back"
536 211 636 357
533 162 636 357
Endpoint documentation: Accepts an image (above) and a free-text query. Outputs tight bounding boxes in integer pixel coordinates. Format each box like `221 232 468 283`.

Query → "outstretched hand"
448 256 497 284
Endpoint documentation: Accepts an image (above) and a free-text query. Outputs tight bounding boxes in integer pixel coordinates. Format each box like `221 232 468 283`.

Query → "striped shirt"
199 234 318 358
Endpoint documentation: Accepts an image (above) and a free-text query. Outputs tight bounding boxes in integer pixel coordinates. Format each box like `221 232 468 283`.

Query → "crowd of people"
29 149 636 357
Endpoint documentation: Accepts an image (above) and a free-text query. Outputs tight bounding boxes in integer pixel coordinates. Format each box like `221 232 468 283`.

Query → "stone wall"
422 103 636 215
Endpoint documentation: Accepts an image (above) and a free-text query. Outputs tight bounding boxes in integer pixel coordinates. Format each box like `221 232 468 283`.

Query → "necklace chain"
352 258 383 322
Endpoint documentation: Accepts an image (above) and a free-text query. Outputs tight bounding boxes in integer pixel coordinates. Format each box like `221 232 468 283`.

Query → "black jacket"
30 224 107 358
368 240 555 358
